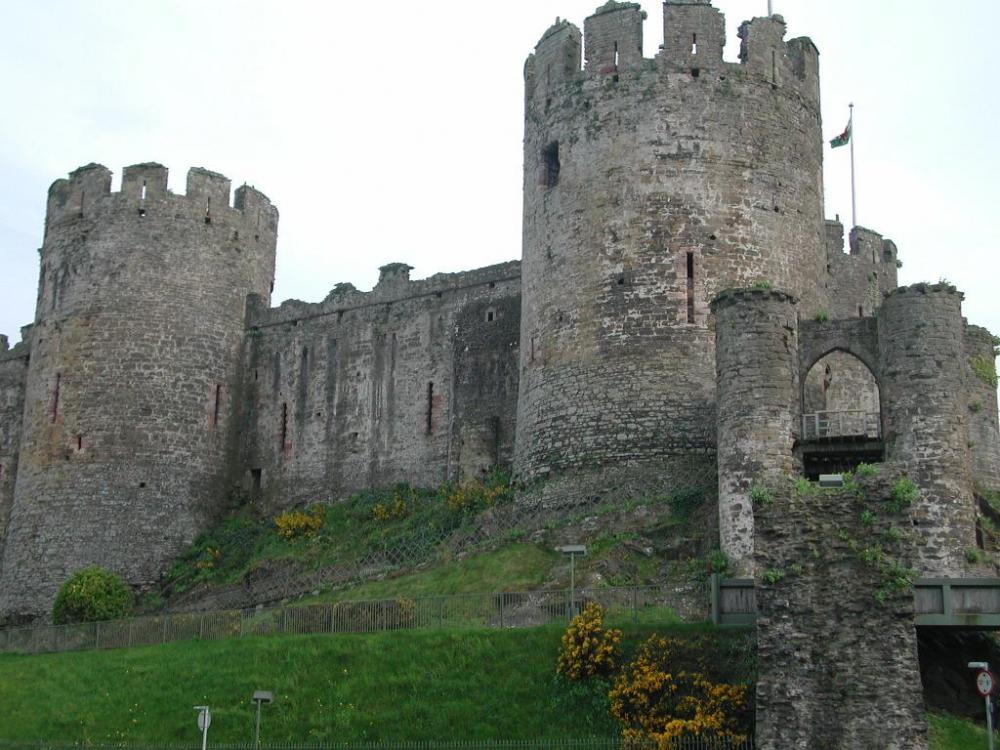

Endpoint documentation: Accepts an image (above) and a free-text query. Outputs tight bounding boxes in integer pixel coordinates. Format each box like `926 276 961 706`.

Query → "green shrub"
888 477 919 513
814 310 829 323
854 463 879 477
52 566 132 624
971 356 998 388
749 484 774 507
752 280 773 290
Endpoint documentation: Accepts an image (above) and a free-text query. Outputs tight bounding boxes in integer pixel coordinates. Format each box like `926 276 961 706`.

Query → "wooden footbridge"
711 576 1000 628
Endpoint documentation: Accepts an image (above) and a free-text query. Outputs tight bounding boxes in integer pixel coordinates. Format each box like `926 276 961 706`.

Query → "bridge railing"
711 575 1000 628
801 410 881 441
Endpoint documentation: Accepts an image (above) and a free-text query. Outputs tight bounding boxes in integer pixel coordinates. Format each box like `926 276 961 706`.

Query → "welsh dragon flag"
830 120 851 148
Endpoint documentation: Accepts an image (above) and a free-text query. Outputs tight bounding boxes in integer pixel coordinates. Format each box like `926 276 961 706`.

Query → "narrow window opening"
691 68 700 78
542 141 560 188
692 33 698 55
138 482 146 489
486 309 495 322
617 275 625 286
76 435 83 451
141 180 147 201
686 252 696 324
51 373 61 423
138 207 146 217
771 49 777 83
205 197 212 225
426 382 435 436
212 384 222 427
872 250 877 263
614 41 619 68
883 248 893 262
530 335 537 363
251 468 262 492
280 402 289 449
858 305 864 318
489 281 496 289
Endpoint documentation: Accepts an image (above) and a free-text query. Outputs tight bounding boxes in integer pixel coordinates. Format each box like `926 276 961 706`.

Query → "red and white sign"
976 670 995 697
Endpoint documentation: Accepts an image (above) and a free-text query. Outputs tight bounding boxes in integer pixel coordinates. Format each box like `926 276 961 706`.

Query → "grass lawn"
928 711 992 749
0 622 751 745
302 544 560 605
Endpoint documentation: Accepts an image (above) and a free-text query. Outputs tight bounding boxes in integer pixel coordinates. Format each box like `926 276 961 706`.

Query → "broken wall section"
754 473 928 750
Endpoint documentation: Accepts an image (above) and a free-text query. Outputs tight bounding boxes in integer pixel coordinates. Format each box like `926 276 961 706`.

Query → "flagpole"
768 1 773 16
849 103 857 228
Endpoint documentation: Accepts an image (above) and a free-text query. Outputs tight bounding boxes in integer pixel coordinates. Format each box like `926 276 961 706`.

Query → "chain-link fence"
0 583 720 656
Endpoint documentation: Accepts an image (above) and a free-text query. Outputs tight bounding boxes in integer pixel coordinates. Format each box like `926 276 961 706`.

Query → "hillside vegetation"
148 468 720 612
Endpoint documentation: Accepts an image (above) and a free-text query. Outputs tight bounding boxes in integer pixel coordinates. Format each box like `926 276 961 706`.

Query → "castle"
0 0 998 638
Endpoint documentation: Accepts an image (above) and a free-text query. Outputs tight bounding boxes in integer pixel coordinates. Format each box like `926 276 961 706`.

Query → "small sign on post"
969 662 996 750
194 706 211 750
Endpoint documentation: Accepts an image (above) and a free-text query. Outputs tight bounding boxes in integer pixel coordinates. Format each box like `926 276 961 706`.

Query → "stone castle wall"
0 336 29 570
712 289 801 574
754 474 928 750
879 284 979 576
824 220 898 319
0 163 278 622
965 325 1000 491
242 262 521 508
515 2 826 480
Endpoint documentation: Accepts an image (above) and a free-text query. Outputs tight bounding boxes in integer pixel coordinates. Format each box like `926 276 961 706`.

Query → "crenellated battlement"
525 0 820 107
45 163 278 235
250 261 521 329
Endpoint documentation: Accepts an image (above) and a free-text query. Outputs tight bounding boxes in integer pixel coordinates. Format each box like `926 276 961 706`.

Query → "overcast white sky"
1 1 998 353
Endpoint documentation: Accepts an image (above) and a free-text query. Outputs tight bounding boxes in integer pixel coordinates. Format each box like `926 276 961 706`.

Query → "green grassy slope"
0 624 749 744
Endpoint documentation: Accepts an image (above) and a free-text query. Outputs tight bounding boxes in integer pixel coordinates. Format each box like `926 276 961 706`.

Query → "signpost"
252 690 274 749
969 662 996 750
557 545 587 619
194 706 211 750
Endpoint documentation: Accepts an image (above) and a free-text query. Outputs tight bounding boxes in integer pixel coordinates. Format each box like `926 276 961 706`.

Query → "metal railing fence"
0 583 708 656
801 410 880 440
0 739 753 750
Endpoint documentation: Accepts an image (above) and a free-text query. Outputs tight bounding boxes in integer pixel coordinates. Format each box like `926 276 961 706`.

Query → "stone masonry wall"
965 324 1000 490
754 474 928 750
878 284 978 575
802 349 880 415
0 336 29 572
516 2 826 480
242 262 521 510
825 220 898 320
0 163 278 622
712 289 800 575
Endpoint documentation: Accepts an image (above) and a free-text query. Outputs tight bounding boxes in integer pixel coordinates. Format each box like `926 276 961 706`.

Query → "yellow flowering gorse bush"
274 507 325 539
557 602 623 680
609 635 748 748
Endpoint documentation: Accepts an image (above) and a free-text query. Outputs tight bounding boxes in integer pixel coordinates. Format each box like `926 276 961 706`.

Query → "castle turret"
878 284 978 575
515 1 826 480
0 163 278 622
965 324 1000 491
712 289 801 574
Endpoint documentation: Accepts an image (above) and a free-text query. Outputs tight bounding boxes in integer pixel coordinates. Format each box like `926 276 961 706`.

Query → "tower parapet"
0 163 278 622
584 2 645 75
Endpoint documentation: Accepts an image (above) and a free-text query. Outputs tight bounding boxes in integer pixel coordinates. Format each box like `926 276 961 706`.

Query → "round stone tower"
0 163 277 621
878 284 977 576
712 288 800 573
514 1 827 479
